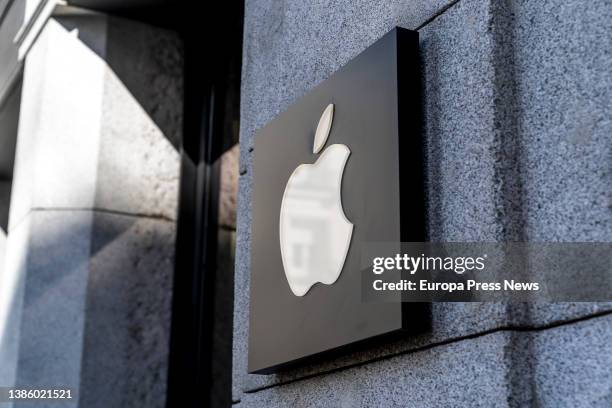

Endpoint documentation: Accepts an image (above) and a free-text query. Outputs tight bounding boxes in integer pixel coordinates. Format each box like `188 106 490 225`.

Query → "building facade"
0 0 610 407
232 0 611 406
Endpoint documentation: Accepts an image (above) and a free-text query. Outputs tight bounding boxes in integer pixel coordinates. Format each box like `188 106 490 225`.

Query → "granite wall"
234 0 611 406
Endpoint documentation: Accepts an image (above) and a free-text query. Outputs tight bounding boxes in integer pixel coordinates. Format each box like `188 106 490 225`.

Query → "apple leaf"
313 104 334 154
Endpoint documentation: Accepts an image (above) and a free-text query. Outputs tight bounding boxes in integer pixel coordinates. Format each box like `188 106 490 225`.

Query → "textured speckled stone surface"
239 0 457 171
0 214 30 392
508 0 611 242
233 172 252 400
12 211 93 407
220 145 240 229
8 14 182 229
96 16 183 220
79 213 175 408
3 211 175 408
235 0 612 402
239 315 612 407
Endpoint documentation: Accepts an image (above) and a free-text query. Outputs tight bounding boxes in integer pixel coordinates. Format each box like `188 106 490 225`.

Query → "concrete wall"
234 0 611 406
0 11 182 408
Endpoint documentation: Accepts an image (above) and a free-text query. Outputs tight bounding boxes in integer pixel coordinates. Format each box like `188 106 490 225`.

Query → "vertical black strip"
396 28 425 243
396 28 429 330
167 2 243 407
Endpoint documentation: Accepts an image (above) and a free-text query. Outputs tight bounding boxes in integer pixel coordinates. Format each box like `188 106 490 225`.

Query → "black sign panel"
249 27 423 374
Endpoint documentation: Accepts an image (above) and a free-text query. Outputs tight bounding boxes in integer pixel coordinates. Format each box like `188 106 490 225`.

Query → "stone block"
0 209 175 407
79 212 175 408
239 315 612 407
506 0 611 242
13 211 93 408
95 16 183 219
232 173 253 399
0 214 30 391
9 14 182 230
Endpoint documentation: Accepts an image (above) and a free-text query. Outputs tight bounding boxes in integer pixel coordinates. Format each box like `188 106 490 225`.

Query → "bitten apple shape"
279 104 354 296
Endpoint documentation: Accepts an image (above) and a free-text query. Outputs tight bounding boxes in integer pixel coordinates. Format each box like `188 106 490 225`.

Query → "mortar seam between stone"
0 0 16 27
243 309 612 394
35 206 176 222
415 0 462 30
9 207 175 230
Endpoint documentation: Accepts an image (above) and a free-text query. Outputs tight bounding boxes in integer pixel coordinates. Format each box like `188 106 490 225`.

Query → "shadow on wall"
56 12 239 219
0 0 25 101
62 15 181 407
0 76 22 232
6 210 176 406
57 13 183 150
0 13 181 407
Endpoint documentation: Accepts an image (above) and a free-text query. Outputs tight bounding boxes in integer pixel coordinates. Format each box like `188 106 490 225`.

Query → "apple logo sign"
279 104 354 296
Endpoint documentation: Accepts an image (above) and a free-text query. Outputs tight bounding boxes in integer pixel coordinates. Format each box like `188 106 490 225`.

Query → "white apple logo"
279 104 354 296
